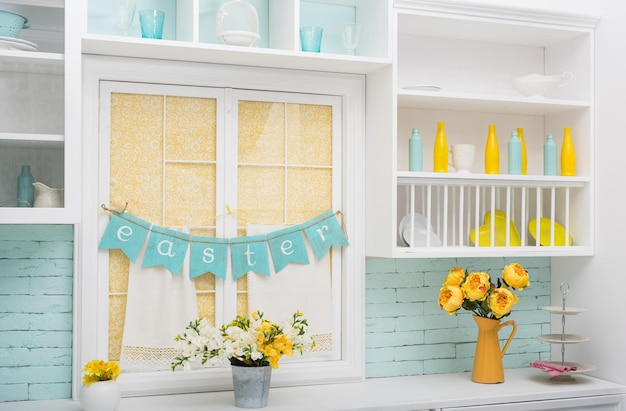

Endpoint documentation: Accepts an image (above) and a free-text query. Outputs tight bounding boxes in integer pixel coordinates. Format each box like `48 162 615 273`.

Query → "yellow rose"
488 287 519 318
443 267 465 287
461 272 491 301
502 263 530 290
438 285 464 314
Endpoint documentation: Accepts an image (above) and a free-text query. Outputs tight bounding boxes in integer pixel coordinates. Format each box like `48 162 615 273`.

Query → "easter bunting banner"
98 209 349 280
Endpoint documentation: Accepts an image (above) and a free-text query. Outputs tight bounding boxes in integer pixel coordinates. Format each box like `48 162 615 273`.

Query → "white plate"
0 37 38 51
532 361 596 378
542 306 586 315
0 35 37 48
537 334 589 344
403 85 441 92
399 213 442 247
551 361 596 376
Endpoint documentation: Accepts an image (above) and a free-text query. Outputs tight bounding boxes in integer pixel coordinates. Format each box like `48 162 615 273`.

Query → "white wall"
463 0 625 385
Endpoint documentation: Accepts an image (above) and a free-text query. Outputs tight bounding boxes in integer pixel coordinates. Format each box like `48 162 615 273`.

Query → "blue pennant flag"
141 227 190 275
98 212 151 263
189 236 229 280
230 235 270 280
303 210 350 260
267 225 309 273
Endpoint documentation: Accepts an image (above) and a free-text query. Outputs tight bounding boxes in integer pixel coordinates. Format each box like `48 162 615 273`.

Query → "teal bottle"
409 128 423 171
17 165 34 207
507 131 522 175
544 134 557 176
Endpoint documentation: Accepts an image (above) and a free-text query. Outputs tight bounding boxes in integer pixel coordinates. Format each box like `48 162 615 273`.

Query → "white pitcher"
32 182 64 208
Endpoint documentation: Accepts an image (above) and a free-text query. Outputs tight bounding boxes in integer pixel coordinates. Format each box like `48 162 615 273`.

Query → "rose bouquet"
438 263 530 319
171 310 315 371
82 360 121 387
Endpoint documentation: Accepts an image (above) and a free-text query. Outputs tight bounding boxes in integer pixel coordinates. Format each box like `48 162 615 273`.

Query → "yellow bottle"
516 127 528 175
561 127 576 176
433 121 448 172
485 124 499 174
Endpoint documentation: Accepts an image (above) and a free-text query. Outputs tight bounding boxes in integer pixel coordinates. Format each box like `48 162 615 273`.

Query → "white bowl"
503 72 573 98
217 30 259 47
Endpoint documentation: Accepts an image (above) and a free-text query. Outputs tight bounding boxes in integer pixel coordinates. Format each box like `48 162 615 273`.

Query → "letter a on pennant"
98 213 151 263
142 227 190 275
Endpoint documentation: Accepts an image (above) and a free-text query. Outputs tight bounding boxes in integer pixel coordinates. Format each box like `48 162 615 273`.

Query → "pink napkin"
530 360 578 376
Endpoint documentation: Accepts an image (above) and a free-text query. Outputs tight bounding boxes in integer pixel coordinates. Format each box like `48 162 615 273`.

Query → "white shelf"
397 171 590 187
0 0 62 7
0 133 64 148
0 208 74 224
397 90 591 115
0 50 63 74
82 35 390 75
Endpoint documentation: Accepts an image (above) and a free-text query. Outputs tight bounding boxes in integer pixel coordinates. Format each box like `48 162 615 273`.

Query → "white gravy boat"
33 182 64 208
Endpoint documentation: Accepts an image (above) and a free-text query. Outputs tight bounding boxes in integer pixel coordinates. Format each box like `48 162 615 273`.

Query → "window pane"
287 103 333 166
108 92 218 364
237 99 337 358
165 96 217 162
238 101 285 164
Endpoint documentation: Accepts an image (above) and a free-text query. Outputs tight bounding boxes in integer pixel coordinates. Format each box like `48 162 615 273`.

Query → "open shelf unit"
0 0 80 223
83 0 391 75
365 0 598 258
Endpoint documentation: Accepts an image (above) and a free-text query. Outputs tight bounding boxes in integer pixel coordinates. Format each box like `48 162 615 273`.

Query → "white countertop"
2 368 625 411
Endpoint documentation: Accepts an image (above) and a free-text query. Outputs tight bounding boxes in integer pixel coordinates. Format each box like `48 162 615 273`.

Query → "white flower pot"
79 380 121 411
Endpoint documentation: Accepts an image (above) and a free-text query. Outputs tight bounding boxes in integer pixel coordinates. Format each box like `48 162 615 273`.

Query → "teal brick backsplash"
0 225 73 402
0 225 551 401
365 257 551 378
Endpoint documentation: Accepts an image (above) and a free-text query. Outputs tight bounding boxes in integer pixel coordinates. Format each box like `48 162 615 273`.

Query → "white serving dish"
217 30 259 47
503 72 573 98
542 306 586 315
537 334 589 344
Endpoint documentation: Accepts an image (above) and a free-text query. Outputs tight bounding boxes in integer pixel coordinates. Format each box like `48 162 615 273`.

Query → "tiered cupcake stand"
536 282 596 382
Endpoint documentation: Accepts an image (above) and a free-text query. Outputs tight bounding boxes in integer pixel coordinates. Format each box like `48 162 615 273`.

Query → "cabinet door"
0 2 64 210
443 394 624 411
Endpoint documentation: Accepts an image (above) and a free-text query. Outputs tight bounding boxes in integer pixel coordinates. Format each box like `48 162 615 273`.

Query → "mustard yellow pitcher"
471 315 517 383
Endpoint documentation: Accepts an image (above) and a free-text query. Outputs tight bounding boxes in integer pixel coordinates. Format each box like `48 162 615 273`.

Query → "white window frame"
78 55 365 398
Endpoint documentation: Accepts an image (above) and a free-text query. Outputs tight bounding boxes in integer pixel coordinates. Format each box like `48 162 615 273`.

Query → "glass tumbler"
139 9 165 39
300 26 323 52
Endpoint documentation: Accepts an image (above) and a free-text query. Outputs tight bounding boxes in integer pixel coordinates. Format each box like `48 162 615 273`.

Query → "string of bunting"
98 205 350 280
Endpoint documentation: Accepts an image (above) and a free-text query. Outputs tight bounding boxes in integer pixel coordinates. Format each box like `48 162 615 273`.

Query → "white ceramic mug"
450 144 476 173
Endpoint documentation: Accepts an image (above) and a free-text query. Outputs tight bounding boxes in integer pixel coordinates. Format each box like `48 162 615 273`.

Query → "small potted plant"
79 359 121 411
172 310 315 408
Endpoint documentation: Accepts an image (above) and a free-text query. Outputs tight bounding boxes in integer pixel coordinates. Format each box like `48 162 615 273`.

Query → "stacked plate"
398 213 442 247
0 35 37 51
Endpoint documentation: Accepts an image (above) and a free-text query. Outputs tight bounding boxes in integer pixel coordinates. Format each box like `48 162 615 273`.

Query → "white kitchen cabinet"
366 0 598 258
442 394 624 411
0 0 80 223
1 368 624 410
82 0 391 75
